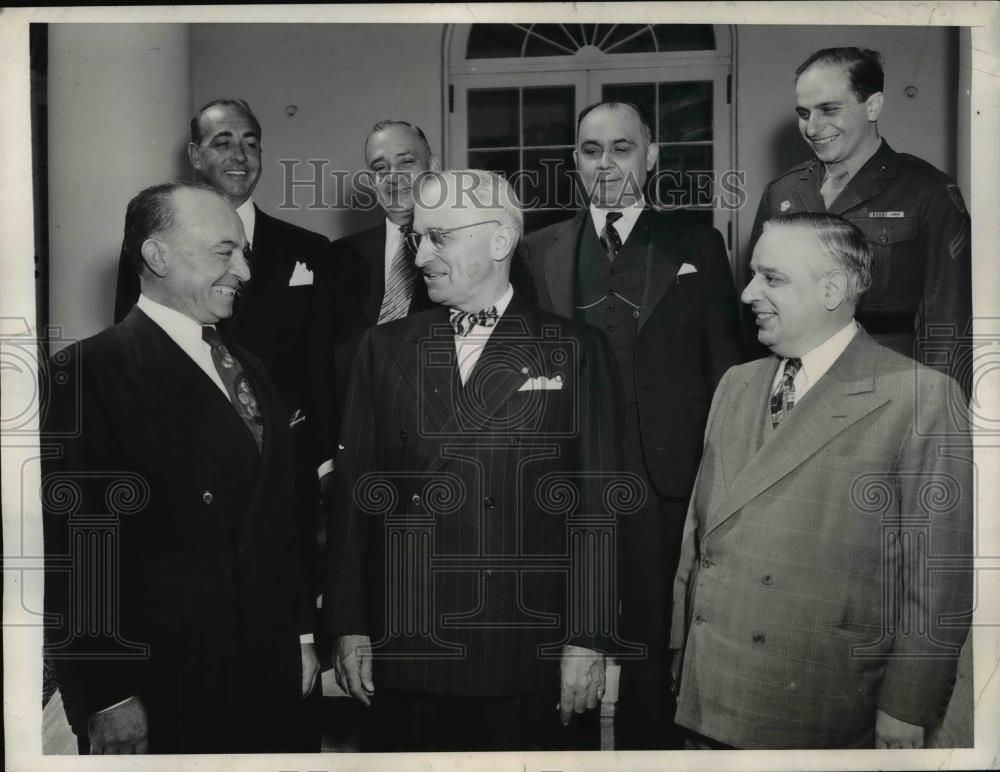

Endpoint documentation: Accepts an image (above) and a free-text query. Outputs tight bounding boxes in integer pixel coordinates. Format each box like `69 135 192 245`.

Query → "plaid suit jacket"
671 327 972 748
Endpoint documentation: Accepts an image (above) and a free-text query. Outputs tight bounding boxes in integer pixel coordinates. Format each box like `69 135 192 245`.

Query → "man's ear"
186 142 203 172
140 238 169 278
865 91 884 122
490 225 516 263
428 154 441 172
823 269 849 310
645 141 658 172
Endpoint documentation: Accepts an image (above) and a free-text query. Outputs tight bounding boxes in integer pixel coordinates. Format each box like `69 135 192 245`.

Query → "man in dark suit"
671 213 971 749
519 101 744 749
749 48 971 387
324 170 622 751
314 120 438 490
113 98 330 592
43 182 319 754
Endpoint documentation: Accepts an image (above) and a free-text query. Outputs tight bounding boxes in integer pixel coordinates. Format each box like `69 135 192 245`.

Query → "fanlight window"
466 23 716 58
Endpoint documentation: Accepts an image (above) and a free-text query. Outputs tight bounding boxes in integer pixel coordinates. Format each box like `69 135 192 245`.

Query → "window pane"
653 24 715 52
468 89 519 148
654 145 714 209
523 87 575 146
524 29 571 57
603 25 656 54
467 149 521 192
659 82 713 143
601 82 656 132
522 147 577 211
467 24 525 59
528 24 578 53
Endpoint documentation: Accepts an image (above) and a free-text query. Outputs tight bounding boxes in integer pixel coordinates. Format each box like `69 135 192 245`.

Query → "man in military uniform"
748 47 971 389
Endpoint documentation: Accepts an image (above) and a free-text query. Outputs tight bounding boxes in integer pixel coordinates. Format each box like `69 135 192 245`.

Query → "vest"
575 213 650 405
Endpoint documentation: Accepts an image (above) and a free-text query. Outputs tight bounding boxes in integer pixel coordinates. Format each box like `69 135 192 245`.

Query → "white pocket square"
678 262 698 276
518 374 564 392
288 261 314 286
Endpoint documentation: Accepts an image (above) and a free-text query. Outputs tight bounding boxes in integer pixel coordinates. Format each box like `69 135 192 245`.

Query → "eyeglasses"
405 220 501 253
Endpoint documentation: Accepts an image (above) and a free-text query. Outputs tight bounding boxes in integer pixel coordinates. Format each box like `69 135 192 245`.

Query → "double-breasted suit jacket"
671 328 973 748
42 309 312 752
323 296 623 697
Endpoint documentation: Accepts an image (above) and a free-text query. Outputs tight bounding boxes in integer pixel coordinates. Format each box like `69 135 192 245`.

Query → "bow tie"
450 306 499 337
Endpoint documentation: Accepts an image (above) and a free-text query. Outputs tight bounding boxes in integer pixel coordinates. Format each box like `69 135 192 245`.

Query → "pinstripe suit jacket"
670 328 972 748
324 295 622 696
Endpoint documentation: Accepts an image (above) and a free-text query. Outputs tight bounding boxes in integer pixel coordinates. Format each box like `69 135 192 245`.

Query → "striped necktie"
378 224 417 324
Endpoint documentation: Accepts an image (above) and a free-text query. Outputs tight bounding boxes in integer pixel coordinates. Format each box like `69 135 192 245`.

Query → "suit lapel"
637 210 683 333
706 330 891 536
122 310 260 479
236 345 280 551
390 306 460 434
827 141 895 216
792 161 826 214
719 357 781 489
542 212 586 319
362 223 388 325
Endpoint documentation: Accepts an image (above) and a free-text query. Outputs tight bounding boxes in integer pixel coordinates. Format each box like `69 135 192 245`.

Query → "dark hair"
121 181 221 277
763 212 873 302
795 47 885 102
190 98 262 144
364 120 433 160
576 101 653 144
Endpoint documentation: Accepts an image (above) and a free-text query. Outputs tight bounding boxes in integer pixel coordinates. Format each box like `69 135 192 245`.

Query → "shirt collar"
136 294 212 358
451 284 514 331
824 137 882 184
589 196 646 245
236 198 256 247
797 320 859 385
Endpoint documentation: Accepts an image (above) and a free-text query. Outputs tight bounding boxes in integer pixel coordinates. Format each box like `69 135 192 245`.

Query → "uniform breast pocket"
847 217 920 305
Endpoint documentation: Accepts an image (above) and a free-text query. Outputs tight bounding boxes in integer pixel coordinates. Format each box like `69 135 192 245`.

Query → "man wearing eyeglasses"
519 101 745 749
324 170 622 751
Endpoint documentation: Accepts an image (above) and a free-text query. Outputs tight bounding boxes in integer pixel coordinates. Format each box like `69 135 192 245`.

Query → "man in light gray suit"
671 212 972 749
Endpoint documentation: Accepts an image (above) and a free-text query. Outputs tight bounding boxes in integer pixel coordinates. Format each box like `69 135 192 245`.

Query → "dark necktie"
770 357 802 428
449 306 499 337
378 224 417 324
820 168 850 209
202 326 264 451
600 211 624 261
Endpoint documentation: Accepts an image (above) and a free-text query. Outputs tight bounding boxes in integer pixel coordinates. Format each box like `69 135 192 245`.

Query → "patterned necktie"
820 167 850 209
449 306 499 337
378 224 417 324
770 357 802 428
202 326 264 451
601 211 624 261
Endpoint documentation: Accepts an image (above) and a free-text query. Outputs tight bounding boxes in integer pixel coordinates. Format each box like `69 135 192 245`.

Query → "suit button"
752 631 766 645
400 429 408 442
701 557 712 569
606 324 617 332
761 574 773 585
483 570 493 581
202 491 213 505
508 436 521 446
609 267 618 276
692 613 705 625
410 493 421 509
484 496 496 510
879 231 889 244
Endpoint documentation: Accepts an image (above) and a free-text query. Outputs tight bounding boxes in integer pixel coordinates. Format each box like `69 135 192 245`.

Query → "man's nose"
740 275 760 305
231 248 251 282
804 112 821 137
413 238 433 267
598 150 615 169
232 144 247 162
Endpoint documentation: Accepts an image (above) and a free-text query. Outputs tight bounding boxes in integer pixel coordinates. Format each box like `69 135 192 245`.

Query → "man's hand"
334 634 375 706
88 695 148 754
559 644 605 726
301 641 320 697
875 708 924 749
669 647 683 695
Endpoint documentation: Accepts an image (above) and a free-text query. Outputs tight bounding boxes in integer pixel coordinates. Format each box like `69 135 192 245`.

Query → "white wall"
190 24 443 241
735 25 958 265
48 24 192 345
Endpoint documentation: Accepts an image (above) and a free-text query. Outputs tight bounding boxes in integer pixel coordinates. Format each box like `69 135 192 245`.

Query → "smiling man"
324 170 621 751
671 212 972 749
44 182 319 754
519 101 744 749
748 48 971 389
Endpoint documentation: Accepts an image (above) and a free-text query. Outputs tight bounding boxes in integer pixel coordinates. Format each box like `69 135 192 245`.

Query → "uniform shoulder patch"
946 183 967 215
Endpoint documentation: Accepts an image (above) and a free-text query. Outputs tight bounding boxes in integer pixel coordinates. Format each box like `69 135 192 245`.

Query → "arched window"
445 23 735 247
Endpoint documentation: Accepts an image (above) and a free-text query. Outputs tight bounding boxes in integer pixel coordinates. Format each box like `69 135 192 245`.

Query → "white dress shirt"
455 284 514 385
588 196 646 246
236 198 256 248
770 320 859 402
